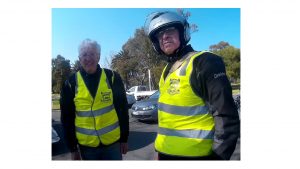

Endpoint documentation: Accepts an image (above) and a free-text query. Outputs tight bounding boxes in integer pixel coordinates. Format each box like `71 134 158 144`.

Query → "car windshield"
139 86 147 91
149 91 160 99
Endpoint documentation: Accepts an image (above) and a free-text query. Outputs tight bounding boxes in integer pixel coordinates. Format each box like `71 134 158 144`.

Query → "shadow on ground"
138 120 158 124
127 131 157 151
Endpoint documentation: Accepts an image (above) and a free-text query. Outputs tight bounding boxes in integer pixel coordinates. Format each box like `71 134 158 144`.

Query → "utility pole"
148 69 151 91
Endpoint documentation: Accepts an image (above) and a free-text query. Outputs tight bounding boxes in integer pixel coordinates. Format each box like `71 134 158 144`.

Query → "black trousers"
158 153 214 160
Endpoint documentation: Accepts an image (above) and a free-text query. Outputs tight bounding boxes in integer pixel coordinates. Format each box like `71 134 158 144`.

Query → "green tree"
176 8 199 33
209 41 240 83
71 60 80 73
111 49 135 88
111 28 166 90
110 9 203 89
52 55 71 93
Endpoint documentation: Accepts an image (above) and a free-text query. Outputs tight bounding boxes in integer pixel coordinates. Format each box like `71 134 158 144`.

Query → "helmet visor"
154 26 178 40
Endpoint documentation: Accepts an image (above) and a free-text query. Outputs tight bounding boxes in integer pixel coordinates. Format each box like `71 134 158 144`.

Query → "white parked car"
126 85 157 101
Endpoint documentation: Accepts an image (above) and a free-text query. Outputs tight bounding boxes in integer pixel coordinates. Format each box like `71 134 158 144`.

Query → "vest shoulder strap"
103 68 115 87
168 51 199 76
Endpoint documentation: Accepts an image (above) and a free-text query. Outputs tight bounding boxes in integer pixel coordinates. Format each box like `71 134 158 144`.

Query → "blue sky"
52 8 240 67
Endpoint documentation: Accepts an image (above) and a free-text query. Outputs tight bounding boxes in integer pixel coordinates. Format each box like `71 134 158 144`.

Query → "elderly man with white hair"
60 39 129 160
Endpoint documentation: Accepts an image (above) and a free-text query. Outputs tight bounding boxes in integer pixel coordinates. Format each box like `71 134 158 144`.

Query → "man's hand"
120 142 128 154
71 151 81 160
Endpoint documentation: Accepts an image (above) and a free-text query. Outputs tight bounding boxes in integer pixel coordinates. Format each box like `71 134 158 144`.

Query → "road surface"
52 110 240 160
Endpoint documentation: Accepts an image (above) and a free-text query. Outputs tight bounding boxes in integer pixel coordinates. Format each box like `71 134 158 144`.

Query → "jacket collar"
166 44 195 63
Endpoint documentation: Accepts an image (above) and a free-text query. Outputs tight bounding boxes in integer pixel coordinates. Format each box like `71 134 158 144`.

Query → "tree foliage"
52 55 71 93
209 41 240 83
111 28 166 89
71 60 80 73
52 10 240 93
110 9 241 89
177 8 199 33
110 9 203 90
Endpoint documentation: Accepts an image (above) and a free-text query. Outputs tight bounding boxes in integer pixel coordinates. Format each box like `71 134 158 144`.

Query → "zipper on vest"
90 99 101 144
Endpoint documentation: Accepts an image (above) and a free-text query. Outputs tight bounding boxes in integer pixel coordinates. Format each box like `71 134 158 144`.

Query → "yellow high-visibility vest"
74 69 120 147
155 51 215 157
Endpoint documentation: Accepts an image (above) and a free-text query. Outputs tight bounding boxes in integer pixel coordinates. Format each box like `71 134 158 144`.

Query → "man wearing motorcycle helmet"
144 11 240 160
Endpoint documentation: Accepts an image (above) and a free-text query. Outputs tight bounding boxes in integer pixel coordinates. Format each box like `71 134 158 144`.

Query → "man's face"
79 46 100 74
156 27 181 55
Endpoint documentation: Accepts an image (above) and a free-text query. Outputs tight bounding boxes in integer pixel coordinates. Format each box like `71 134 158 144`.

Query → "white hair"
78 39 101 56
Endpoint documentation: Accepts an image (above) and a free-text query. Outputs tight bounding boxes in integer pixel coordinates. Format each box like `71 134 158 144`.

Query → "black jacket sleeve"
60 74 78 152
191 52 240 160
105 69 129 143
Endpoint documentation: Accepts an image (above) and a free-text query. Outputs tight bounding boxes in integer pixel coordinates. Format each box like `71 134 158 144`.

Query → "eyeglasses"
79 52 98 59
155 27 177 39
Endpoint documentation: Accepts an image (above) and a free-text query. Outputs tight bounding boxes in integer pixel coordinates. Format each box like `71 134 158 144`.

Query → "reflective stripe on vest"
76 105 114 117
74 69 120 147
155 51 215 157
158 127 214 139
76 121 119 136
158 102 209 116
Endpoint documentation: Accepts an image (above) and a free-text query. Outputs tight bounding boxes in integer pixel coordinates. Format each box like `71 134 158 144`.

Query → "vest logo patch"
101 91 112 102
167 78 180 95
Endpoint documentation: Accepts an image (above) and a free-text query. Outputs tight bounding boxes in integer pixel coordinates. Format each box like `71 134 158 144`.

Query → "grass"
52 94 60 110
231 83 240 95
232 89 240 95
52 100 60 110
